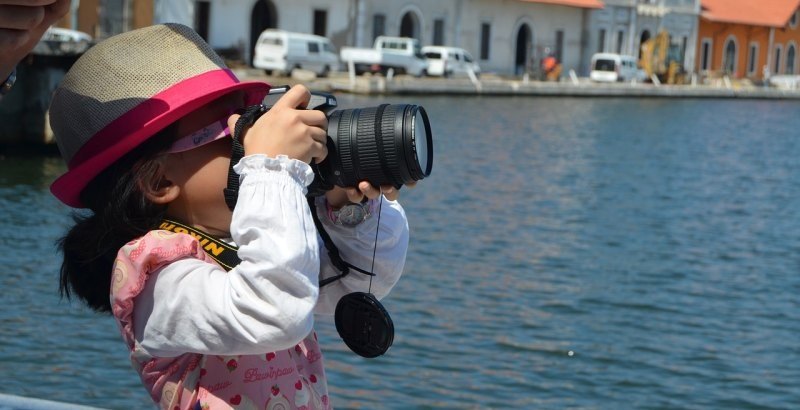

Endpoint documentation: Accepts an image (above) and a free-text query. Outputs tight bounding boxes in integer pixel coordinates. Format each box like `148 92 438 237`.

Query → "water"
2 95 800 409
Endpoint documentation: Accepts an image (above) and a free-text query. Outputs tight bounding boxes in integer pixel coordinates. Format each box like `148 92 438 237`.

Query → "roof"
518 0 604 9
701 0 800 28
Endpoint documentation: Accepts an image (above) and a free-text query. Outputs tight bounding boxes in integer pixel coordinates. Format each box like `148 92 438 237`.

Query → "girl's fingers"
382 186 399 201
311 140 328 164
297 108 328 130
273 84 310 109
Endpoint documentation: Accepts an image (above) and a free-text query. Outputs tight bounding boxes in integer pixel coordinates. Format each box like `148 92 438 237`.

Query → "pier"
234 68 800 100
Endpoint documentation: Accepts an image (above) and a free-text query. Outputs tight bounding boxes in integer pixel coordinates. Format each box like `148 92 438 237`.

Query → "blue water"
1 95 799 409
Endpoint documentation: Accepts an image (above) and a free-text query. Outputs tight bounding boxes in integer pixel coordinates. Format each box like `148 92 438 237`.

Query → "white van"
253 29 339 77
422 46 481 77
590 53 642 82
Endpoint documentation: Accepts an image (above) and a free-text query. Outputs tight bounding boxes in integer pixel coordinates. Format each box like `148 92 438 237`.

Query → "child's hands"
228 85 328 164
325 182 415 209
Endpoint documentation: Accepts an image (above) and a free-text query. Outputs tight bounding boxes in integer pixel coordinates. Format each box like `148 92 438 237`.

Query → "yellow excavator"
639 30 685 84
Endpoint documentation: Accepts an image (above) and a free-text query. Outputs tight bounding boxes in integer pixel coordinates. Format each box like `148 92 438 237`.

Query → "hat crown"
50 23 227 164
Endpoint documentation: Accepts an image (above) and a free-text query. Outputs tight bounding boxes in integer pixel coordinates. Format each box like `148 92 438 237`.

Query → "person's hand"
325 181 415 209
227 85 328 164
0 0 70 79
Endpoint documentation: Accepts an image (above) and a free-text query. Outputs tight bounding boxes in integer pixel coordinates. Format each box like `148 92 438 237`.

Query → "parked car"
253 29 339 77
422 46 481 77
589 53 643 83
340 36 427 76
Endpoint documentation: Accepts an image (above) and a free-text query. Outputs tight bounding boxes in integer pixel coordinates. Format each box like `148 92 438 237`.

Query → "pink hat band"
168 118 232 154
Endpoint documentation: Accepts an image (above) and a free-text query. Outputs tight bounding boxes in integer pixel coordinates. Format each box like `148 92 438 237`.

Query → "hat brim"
51 69 270 208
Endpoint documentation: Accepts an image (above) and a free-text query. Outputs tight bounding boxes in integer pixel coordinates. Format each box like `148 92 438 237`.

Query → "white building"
582 0 700 74
156 0 604 76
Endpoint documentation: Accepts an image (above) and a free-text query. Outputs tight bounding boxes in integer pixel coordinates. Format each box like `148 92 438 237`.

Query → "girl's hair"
58 127 176 312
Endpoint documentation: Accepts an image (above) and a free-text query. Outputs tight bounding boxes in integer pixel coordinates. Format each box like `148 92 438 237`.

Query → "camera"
262 86 433 196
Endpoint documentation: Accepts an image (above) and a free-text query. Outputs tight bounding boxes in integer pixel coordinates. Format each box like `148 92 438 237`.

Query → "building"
697 0 800 80
583 0 700 75
57 0 605 77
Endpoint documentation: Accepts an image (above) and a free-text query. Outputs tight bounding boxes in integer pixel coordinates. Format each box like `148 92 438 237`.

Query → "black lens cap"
334 292 394 358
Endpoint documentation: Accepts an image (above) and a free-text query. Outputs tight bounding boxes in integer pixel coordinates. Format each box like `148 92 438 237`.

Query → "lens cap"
335 292 394 358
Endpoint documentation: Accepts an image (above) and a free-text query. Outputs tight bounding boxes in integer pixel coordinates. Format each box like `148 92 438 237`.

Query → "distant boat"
33 26 94 56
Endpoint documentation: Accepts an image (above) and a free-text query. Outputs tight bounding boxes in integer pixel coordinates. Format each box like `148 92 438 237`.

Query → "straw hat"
49 23 269 207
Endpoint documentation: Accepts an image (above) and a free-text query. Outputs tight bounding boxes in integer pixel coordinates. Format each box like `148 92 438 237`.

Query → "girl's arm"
132 156 320 357
313 196 409 315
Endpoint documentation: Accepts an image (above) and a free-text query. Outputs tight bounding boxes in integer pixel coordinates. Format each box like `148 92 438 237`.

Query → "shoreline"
233 68 800 100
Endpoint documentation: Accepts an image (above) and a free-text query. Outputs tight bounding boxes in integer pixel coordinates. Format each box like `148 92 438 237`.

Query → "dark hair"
58 129 175 312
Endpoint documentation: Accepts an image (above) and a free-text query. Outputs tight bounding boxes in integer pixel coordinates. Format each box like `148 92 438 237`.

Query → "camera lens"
320 103 433 190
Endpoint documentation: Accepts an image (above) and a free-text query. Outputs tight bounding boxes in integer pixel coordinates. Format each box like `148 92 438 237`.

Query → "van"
422 46 481 77
253 29 339 77
590 53 642 83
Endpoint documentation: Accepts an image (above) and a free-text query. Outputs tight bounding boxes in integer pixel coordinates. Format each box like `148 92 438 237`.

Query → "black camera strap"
158 213 394 358
224 104 267 211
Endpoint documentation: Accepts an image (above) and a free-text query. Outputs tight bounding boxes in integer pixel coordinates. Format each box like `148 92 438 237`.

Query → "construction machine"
639 30 685 84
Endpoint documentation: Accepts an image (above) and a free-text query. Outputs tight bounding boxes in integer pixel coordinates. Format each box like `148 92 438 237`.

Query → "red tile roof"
701 0 800 27
519 0 604 9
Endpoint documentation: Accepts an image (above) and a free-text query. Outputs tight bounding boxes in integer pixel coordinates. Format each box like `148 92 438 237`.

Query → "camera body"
261 86 433 197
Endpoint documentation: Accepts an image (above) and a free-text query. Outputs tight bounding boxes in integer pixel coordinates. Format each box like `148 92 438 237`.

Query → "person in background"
0 0 69 97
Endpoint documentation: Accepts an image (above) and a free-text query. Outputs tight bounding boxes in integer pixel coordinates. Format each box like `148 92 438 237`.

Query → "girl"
50 24 408 409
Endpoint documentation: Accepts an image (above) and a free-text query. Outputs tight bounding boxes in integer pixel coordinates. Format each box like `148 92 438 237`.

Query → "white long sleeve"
133 155 320 357
132 155 409 357
313 196 409 315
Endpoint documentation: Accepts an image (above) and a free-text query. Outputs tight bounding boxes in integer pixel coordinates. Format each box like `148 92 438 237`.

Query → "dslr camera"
262 86 433 196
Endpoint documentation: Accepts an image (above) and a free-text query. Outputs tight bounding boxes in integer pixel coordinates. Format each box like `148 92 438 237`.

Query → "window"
616 30 625 53
701 38 712 71
555 30 564 62
681 36 688 64
791 11 798 28
308 42 319 53
433 19 445 46
747 43 759 75
723 37 737 75
480 23 491 60
372 14 385 43
597 29 606 53
313 9 327 37
787 44 796 74
774 45 783 74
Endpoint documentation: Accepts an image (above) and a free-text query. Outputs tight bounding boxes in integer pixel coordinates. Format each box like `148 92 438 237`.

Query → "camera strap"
157 214 394 358
224 104 267 211
156 215 373 287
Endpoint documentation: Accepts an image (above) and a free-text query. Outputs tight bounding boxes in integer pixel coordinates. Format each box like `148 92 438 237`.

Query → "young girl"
50 24 409 409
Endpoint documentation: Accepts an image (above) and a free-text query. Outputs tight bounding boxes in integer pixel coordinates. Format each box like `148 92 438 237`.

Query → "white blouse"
131 155 409 357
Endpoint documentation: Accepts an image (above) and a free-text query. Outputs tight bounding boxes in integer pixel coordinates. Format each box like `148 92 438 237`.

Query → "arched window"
787 44 797 74
400 12 419 40
723 38 737 75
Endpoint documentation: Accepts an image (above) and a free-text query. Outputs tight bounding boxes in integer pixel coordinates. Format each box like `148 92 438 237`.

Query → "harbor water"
1 95 799 409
